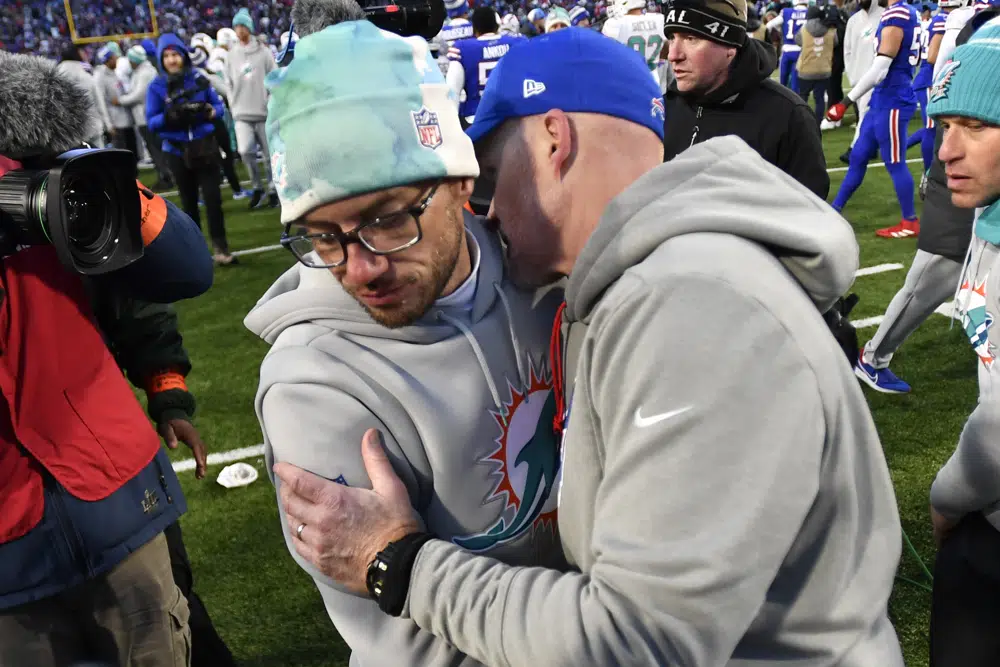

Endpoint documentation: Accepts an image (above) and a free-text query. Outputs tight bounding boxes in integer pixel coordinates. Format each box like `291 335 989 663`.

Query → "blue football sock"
832 153 869 211
885 160 917 220
921 128 935 172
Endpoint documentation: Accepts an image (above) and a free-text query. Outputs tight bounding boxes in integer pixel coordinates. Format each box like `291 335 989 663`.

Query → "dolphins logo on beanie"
928 17 1000 126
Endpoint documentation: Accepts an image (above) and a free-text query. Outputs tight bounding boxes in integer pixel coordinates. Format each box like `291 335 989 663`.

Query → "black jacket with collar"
662 38 830 199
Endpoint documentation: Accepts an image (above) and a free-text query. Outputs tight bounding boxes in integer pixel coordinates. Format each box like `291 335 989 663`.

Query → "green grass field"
148 112 966 666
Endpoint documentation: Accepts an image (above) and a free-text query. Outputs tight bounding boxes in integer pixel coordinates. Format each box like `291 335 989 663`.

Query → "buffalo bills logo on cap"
651 97 665 121
411 107 443 150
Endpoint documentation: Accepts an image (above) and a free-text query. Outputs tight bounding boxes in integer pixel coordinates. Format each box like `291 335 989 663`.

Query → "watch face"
366 556 389 599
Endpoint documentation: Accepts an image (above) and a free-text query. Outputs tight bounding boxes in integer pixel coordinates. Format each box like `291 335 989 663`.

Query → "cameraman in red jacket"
0 51 214 667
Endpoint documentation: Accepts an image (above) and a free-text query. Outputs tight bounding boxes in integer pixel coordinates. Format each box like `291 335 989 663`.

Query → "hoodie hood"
682 37 776 105
157 33 191 71
246 213 506 345
566 136 857 322
235 37 263 55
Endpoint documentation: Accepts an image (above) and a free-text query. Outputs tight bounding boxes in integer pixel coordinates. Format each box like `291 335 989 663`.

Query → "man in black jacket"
662 0 830 198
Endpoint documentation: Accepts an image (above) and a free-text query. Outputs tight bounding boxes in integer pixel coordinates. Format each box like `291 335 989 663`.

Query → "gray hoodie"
400 137 905 667
117 59 157 126
245 215 565 667
931 201 1000 530
55 60 111 142
225 38 274 122
94 64 132 129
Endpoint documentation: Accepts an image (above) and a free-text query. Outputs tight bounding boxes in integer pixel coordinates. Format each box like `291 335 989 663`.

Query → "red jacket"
0 244 161 544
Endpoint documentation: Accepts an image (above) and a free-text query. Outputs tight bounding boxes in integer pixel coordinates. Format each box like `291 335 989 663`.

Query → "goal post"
65 0 160 45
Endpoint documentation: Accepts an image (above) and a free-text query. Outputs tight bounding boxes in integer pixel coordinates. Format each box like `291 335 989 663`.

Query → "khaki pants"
0 532 191 667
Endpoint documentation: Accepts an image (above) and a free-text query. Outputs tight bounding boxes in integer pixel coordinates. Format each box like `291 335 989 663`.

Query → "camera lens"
62 175 115 254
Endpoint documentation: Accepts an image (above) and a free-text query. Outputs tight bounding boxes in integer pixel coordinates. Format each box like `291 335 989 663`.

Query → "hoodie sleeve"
776 101 830 199
205 83 225 121
117 67 151 108
257 345 495 666
146 77 167 133
93 72 114 132
404 276 825 667
930 399 1000 520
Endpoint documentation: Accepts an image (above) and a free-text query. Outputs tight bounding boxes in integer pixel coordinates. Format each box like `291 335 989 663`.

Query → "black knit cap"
662 0 748 47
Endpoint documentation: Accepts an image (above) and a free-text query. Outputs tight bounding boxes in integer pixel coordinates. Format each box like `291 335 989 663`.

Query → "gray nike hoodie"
400 136 905 667
245 215 565 667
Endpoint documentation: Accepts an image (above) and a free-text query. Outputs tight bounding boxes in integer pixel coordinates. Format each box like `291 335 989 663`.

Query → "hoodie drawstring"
492 282 529 390
953 221 982 329
435 283 529 429
437 311 504 423
549 302 567 439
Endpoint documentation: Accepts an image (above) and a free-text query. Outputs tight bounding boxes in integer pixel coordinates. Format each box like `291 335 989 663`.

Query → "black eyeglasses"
280 182 441 269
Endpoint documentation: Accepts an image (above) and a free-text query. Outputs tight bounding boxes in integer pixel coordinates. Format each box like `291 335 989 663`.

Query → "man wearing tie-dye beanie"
247 20 564 666
926 16 1000 666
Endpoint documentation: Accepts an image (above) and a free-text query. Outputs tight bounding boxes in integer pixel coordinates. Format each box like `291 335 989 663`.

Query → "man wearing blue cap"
276 26 905 667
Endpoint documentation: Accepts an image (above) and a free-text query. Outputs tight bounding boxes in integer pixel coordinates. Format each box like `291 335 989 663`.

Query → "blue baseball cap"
465 28 665 145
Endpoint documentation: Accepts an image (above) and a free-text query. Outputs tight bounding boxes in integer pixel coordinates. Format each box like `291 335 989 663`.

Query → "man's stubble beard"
356 206 465 329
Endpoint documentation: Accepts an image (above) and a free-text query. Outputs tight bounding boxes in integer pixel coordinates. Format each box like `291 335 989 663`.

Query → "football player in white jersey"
936 0 977 78
602 0 666 80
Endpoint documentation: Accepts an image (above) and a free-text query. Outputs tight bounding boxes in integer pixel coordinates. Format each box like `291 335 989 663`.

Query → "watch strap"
367 532 434 617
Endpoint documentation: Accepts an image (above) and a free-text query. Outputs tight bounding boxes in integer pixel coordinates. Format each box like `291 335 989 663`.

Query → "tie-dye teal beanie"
264 21 480 224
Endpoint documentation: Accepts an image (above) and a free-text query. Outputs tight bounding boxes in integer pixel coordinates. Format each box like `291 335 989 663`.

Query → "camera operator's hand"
164 106 186 127
159 418 208 480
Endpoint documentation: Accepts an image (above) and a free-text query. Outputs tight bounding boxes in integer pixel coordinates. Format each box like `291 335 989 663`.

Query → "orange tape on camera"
136 179 167 247
147 371 187 395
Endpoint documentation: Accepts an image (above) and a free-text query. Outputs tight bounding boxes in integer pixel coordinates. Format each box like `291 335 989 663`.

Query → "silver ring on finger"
296 522 306 539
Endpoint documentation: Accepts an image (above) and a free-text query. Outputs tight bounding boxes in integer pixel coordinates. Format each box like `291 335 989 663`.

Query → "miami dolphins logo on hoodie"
958 277 996 368
453 362 560 552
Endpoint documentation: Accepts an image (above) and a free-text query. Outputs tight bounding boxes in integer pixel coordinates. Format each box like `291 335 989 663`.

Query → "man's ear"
541 109 575 180
448 177 476 209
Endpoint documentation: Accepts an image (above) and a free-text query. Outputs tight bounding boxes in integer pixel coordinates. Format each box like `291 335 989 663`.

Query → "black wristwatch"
366 532 434 617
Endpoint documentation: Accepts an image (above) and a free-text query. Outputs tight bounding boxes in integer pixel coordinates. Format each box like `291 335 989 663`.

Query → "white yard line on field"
826 157 921 174
232 244 283 257
173 444 266 473
855 263 903 277
852 315 886 329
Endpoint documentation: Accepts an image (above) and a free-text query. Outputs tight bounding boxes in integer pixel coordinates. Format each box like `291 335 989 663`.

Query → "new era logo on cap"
523 79 546 98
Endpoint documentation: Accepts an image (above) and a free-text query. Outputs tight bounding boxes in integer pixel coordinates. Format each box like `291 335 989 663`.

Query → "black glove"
164 105 186 127
823 294 860 366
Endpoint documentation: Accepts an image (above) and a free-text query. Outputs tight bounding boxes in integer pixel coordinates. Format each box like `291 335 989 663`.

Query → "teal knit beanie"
233 8 255 32
265 21 479 224
928 17 1000 125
